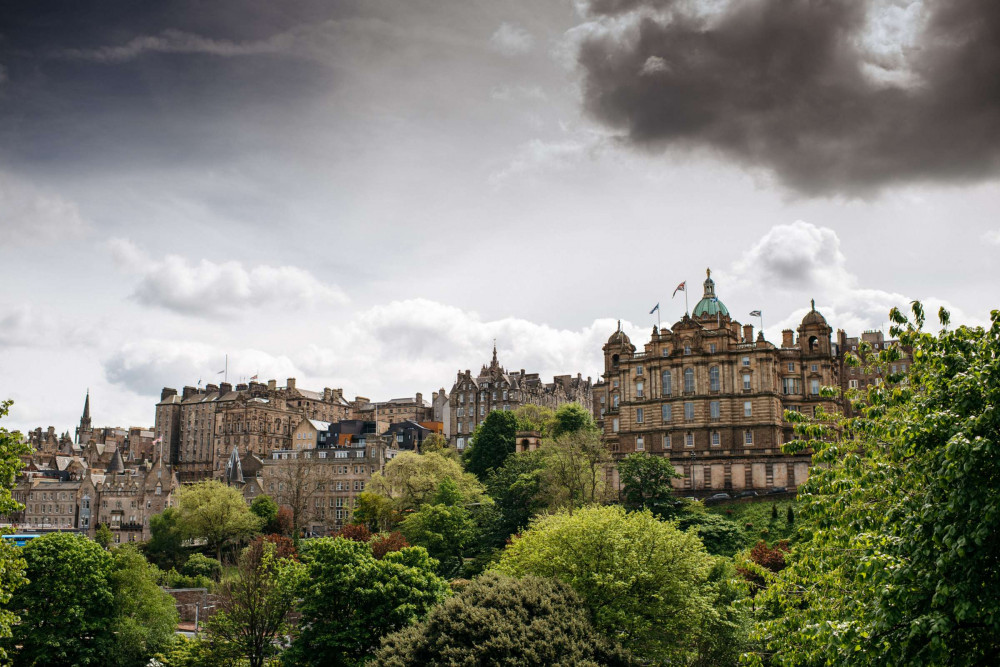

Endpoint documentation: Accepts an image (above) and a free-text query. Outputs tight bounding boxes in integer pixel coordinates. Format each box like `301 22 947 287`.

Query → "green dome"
691 268 729 318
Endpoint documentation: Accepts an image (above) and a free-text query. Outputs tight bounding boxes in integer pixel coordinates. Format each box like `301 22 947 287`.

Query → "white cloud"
640 55 670 75
55 28 290 63
489 23 535 56
489 136 605 187
108 238 349 317
1 172 88 246
983 229 1000 245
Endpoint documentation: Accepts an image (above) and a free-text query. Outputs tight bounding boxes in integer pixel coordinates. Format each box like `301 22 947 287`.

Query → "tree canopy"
108 545 179 667
145 506 186 570
550 402 597 438
617 452 681 515
367 451 488 519
537 428 612 511
462 410 518 480
176 480 262 561
0 400 30 660
398 478 476 576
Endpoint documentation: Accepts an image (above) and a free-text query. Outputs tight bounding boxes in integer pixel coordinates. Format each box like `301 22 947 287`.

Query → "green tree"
480 450 545 548
752 305 1000 665
95 523 114 549
353 491 397 533
176 480 262 561
285 537 449 666
375 571 631 666
182 553 222 581
146 507 186 570
462 410 518 480
205 539 302 667
537 428 612 512
108 544 179 667
494 505 716 663
0 400 30 662
617 452 681 514
398 478 476 576
513 403 555 435
418 433 452 457
249 494 279 532
550 402 598 438
6 532 114 666
678 513 747 557
367 451 488 521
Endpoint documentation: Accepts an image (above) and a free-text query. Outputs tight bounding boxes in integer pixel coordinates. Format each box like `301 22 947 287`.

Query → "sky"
2 0 999 434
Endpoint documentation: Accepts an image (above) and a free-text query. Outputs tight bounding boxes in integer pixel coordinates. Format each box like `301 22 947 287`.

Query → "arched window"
809 336 819 352
684 368 695 393
661 370 672 396
709 366 720 392
612 354 620 367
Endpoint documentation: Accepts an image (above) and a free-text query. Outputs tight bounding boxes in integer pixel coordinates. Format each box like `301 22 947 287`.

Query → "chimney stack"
220 382 232 395
268 379 277 390
160 388 177 402
324 388 332 401
287 378 296 390
782 329 794 348
743 324 753 342
182 386 197 400
415 392 423 405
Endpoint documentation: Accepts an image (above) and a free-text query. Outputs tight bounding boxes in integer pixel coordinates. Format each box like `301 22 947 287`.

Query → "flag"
217 369 225 375
649 303 660 315
250 374 258 381
750 310 761 317
672 281 686 298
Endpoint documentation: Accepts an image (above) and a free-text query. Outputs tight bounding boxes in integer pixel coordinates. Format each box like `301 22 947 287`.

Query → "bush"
677 513 747 557
181 554 221 581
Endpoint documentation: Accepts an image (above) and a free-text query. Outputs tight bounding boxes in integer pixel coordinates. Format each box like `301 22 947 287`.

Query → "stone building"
594 270 839 494
837 329 913 411
431 389 451 440
352 394 433 425
155 379 351 483
447 346 594 450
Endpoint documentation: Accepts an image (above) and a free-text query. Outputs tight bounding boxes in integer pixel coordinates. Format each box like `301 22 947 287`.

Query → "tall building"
594 269 839 494
447 345 594 450
351 394 433 425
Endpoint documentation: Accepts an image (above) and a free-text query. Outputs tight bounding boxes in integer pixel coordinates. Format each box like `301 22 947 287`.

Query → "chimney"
743 324 753 342
236 383 248 391
220 382 232 395
324 388 332 401
287 378 296 390
182 386 197 400
782 329 794 348
47 426 55 436
160 387 177 402
268 379 276 390
415 392 423 405
432 391 438 402
206 383 218 393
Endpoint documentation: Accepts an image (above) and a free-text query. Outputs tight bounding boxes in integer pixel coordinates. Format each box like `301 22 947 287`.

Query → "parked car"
736 490 759 499
767 486 788 495
705 492 732 504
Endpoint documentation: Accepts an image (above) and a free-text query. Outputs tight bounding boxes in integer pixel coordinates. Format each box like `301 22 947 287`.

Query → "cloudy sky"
2 0 999 434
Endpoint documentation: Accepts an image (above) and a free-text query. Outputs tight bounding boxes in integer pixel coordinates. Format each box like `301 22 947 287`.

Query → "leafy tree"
265 455 334 543
537 428 612 512
513 403 555 435
375 571 632 666
334 523 373 542
678 513 747 557
146 507 187 570
285 537 449 666
108 544 179 667
6 532 114 666
353 491 396 532
182 553 222 581
551 402 598 438
249 494 279 532
481 450 545 547
176 480 262 561
494 505 716 663
205 539 302 667
398 478 476 576
462 410 518 479
367 451 489 521
786 505 794 524
369 531 409 560
618 452 681 513
95 522 114 549
753 305 1000 665
0 399 30 661
419 433 451 456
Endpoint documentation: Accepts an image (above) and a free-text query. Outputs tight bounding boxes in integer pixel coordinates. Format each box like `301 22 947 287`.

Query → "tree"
108 544 179 667
753 305 1000 665
398 478 476 576
0 399 30 662
513 403 555 435
375 571 631 666
176 481 262 562
368 451 489 518
182 553 222 581
95 523 114 549
678 513 747 558
284 537 449 666
249 494 279 532
146 507 187 570
6 532 114 666
494 506 716 663
618 453 681 513
353 491 396 533
266 455 334 542
419 433 451 456
551 402 597 438
537 428 613 512
205 539 302 667
462 410 518 480
481 450 545 548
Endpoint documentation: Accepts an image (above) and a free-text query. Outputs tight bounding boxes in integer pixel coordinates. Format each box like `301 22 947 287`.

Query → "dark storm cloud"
576 0 1000 195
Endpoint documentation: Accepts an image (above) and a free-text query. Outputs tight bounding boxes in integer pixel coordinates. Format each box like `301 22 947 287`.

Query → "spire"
82 390 90 422
703 268 716 299
811 298 816 312
492 340 498 368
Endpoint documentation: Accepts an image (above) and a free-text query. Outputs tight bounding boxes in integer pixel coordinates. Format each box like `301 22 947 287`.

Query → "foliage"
176 481 263 561
618 452 681 514
398 478 476 577
273 506 294 536
158 568 213 590
335 523 373 542
752 305 1000 665
736 540 789 594
462 409 518 480
146 507 187 570
108 544 179 667
537 428 612 511
367 451 489 525
513 403 555 435
6 532 114 666
678 513 747 557
285 537 449 666
255 534 297 560
704 500 799 546
249 495 279 532
353 492 396 533
481 450 545 548
182 553 222 581
550 402 598 438
370 532 410 560
149 635 222 667
205 539 302 667
419 433 452 456
265 455 334 542
375 571 632 666
494 506 718 663
786 505 794 524
0 400 30 662
95 523 114 549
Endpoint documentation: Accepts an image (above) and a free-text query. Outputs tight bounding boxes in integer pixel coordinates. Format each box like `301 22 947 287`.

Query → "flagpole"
685 288 689 316
225 354 228 384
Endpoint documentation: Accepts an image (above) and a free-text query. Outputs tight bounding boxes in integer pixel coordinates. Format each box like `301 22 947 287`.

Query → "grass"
705 498 800 546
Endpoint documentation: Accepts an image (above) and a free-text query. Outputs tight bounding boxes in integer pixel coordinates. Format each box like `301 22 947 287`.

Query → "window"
684 368 695 393
685 432 694 447
612 418 620 433
613 394 620 408
711 431 720 447
709 343 716 353
661 404 672 421
662 348 669 357
492 391 497 400
742 356 750 367
636 408 644 423
709 366 720 391
479 405 485 416
661 370 672 396
503 390 508 400
663 433 671 449
849 379 859 389
743 373 752 390
457 437 466 450
636 381 644 398
710 401 720 420
811 364 818 372
636 436 645 451
782 378 801 395
457 421 462 433
744 401 752 417
684 344 692 355
684 402 694 421
787 362 795 372
810 379 820 395
600 396 606 405
636 365 643 376
744 429 753 445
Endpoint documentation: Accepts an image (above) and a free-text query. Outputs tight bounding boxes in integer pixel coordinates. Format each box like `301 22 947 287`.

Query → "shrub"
181 554 221 581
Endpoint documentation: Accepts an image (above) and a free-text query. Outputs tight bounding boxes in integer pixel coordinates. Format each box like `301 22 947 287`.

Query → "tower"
76 390 93 445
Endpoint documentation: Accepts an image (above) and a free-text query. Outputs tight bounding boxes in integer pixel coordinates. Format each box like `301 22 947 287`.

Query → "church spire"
77 389 92 445
82 389 91 423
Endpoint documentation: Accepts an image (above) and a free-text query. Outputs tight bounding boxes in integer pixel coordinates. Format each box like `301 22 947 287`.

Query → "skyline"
2 0 999 433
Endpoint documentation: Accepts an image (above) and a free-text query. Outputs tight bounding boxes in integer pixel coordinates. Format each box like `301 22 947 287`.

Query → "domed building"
593 270 842 495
